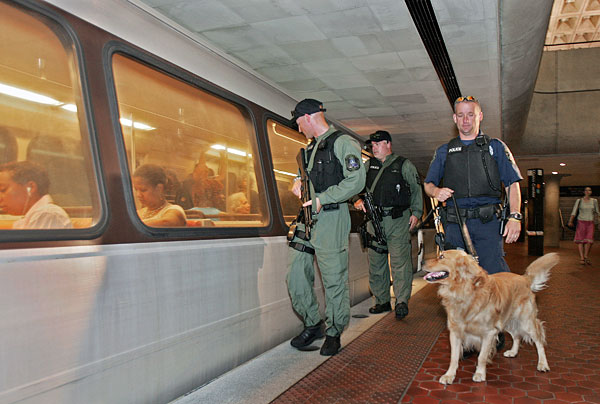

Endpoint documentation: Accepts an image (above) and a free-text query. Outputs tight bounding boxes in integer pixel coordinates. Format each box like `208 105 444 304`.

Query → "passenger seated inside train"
227 177 252 214
184 162 225 212
0 161 72 229
164 168 193 210
132 164 187 227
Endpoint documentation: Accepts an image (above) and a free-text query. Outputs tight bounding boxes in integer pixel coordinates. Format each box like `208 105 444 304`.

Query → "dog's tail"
525 253 559 292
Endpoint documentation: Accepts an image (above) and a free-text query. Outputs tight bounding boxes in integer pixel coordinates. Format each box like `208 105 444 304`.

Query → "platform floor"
174 241 599 404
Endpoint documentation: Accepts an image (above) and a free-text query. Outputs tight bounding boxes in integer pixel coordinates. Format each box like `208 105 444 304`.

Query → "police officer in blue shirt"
424 96 523 275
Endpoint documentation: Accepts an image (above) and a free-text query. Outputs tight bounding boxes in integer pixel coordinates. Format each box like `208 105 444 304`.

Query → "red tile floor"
272 241 600 404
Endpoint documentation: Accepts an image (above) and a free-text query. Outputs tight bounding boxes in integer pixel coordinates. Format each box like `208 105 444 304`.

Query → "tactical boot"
320 335 341 356
395 302 409 320
290 321 324 348
369 301 392 314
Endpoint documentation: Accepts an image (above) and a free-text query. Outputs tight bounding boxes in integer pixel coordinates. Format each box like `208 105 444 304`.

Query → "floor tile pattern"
273 242 599 404
402 243 600 403
271 280 447 403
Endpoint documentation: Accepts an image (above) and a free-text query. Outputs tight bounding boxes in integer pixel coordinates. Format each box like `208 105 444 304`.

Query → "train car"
0 1 433 403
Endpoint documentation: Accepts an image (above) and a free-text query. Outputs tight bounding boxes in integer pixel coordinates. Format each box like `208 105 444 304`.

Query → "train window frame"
102 42 274 238
0 0 108 243
262 114 307 227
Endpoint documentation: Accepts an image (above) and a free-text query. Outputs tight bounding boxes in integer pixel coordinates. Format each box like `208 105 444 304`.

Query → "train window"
0 2 100 231
111 54 267 228
265 120 306 224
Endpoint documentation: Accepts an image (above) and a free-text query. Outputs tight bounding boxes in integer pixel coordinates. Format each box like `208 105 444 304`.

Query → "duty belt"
322 203 339 211
381 209 393 217
445 204 499 224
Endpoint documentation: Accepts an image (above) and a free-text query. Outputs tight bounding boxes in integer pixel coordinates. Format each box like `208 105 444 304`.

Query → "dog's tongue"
424 271 445 281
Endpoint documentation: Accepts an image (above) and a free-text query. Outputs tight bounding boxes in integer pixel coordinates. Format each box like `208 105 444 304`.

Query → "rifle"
361 191 386 246
296 148 314 240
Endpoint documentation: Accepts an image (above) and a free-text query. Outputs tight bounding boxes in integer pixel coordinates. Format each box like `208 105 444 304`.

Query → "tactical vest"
443 135 502 199
306 131 345 193
366 156 411 208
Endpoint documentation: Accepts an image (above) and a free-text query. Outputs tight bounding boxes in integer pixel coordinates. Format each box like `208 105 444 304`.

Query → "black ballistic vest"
366 156 411 208
306 131 345 193
443 135 502 199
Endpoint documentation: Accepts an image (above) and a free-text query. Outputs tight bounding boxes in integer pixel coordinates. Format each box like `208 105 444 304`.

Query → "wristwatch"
508 212 523 221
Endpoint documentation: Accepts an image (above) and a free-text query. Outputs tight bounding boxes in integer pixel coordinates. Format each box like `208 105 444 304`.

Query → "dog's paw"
439 373 455 385
472 372 486 382
537 362 550 372
503 350 517 358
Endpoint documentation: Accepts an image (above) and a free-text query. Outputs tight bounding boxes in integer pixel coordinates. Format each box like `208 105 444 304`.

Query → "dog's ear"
472 274 485 287
452 255 470 281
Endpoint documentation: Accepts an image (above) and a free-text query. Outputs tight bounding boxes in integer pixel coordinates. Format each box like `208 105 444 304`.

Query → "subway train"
0 1 433 403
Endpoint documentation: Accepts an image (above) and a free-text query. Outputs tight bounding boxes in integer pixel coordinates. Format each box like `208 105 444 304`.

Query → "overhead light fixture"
552 171 558 175
119 117 155 131
0 82 62 106
273 169 297 177
211 144 248 157
60 103 78 112
271 122 307 146
559 162 566 166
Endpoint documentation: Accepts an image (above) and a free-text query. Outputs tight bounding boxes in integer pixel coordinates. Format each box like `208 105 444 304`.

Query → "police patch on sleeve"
345 155 361 171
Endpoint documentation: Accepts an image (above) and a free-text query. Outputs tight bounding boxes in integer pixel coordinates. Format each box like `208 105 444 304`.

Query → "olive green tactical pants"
286 206 351 337
368 209 413 305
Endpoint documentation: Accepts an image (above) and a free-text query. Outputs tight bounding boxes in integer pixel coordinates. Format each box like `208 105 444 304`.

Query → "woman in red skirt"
569 187 600 265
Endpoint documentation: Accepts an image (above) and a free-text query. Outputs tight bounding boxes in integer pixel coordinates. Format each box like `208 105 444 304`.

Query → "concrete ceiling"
545 0 600 50
129 0 599 188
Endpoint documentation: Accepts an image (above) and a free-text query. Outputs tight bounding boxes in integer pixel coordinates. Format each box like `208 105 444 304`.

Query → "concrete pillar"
543 174 567 247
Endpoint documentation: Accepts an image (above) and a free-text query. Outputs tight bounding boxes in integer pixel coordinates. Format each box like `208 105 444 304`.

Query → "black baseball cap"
366 130 392 144
290 98 326 127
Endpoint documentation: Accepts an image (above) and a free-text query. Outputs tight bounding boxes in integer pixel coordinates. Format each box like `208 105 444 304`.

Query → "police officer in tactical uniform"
287 99 366 356
354 130 423 320
424 96 523 275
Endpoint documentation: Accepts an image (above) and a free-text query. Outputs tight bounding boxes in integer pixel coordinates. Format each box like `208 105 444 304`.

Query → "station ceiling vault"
129 0 599 188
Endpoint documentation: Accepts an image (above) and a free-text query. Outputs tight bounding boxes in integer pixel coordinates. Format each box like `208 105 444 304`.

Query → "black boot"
369 301 392 314
320 335 341 356
290 321 324 348
395 302 409 319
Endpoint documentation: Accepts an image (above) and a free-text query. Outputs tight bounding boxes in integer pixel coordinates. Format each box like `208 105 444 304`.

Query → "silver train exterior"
0 1 433 403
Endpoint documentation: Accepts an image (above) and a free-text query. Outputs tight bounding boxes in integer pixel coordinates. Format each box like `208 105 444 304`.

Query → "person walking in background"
353 130 423 320
568 186 599 265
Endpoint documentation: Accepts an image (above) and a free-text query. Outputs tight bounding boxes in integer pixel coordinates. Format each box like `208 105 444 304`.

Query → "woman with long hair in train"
132 164 187 227
0 161 72 229
568 186 600 265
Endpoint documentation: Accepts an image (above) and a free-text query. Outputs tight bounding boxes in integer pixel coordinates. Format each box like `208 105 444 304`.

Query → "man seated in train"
0 161 72 229
185 163 225 211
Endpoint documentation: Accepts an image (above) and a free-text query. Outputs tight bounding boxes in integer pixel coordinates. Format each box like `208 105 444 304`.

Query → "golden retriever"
424 250 559 385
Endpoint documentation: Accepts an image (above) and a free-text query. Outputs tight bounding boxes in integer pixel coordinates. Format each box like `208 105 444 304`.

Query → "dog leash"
450 194 479 263
430 197 447 258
